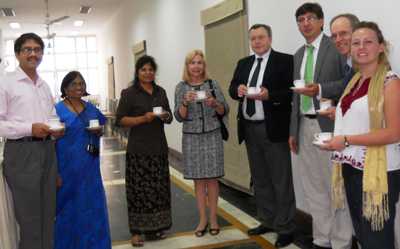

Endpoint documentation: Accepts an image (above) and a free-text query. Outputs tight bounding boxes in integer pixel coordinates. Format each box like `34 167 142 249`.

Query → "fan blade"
48 15 69 25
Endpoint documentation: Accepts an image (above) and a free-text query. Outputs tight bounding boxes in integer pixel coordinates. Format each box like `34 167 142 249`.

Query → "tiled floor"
101 136 302 249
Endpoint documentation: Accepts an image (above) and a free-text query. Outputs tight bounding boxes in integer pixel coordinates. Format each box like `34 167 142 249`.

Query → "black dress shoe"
312 244 332 249
247 225 274 236
274 233 294 248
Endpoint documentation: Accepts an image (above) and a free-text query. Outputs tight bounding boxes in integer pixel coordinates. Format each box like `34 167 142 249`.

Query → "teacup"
293 79 305 88
196 90 207 100
313 132 333 144
319 99 333 111
247 87 260 95
153 106 163 115
89 119 100 128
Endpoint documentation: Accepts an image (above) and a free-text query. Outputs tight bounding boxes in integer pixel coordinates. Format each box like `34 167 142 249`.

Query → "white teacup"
196 90 207 100
153 106 163 115
319 99 333 111
89 119 100 128
314 132 333 144
47 118 64 130
247 87 260 95
293 79 305 88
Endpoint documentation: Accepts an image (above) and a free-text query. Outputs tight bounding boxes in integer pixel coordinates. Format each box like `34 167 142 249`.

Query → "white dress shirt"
242 49 271 120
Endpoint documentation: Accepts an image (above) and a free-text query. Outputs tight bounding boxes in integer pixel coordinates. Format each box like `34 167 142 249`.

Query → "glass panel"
55 71 69 96
40 72 57 96
42 39 54 54
87 37 97 52
87 69 99 95
4 56 16 72
87 53 98 68
5 40 14 55
54 37 75 53
76 37 86 52
55 54 76 70
76 53 88 68
38 54 55 71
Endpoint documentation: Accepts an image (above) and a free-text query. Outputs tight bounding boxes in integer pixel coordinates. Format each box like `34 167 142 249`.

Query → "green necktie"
301 45 314 113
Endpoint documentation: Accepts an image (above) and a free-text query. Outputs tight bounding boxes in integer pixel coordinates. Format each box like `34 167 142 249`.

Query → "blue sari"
54 101 111 249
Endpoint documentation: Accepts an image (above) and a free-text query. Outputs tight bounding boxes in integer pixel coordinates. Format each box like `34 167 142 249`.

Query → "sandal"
146 231 167 241
131 235 144 247
209 227 220 236
194 224 208 237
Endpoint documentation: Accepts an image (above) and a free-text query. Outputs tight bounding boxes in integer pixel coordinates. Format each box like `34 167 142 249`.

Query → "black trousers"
244 121 296 234
342 164 400 249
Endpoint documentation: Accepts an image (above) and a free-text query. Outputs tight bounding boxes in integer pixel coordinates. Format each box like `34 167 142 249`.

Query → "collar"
15 66 43 86
254 48 271 61
347 56 352 67
134 81 159 94
305 32 323 50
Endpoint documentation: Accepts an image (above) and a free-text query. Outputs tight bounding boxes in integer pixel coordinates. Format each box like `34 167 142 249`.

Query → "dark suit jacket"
229 49 293 144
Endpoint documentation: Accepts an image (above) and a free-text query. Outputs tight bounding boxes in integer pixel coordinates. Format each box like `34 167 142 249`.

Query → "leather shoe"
247 225 274 236
274 233 294 248
312 244 332 249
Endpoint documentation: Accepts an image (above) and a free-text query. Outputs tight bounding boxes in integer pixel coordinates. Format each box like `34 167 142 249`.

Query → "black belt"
304 114 317 119
243 119 265 124
7 136 52 142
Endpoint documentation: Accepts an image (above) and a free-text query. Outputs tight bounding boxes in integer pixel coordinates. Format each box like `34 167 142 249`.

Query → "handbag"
207 80 229 141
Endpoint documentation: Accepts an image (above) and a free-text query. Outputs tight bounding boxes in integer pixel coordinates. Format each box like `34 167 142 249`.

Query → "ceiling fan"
43 0 70 40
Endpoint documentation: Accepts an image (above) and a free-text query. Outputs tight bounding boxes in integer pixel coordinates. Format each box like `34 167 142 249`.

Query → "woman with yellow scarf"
320 21 400 249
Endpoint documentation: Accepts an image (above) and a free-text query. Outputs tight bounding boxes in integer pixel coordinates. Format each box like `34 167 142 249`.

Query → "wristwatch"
344 136 350 147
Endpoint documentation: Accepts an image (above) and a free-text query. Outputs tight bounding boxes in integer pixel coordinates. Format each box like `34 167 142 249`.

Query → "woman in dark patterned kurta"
116 56 173 247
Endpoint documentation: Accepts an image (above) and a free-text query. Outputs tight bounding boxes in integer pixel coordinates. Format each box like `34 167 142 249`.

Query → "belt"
7 136 52 142
243 119 265 124
304 114 317 119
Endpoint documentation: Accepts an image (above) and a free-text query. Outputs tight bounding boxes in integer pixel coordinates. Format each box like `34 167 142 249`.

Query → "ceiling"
0 0 126 38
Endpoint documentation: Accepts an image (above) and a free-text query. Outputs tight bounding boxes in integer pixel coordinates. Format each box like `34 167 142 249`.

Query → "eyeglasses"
20 47 43 55
297 15 319 24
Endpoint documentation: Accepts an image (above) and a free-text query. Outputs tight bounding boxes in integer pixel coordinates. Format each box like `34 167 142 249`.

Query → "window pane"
87 53 98 68
76 53 88 68
38 54 55 71
55 54 76 70
54 37 75 53
76 37 86 52
55 71 69 95
42 39 54 54
87 69 99 95
5 40 14 55
87 37 97 52
4 56 16 72
41 72 56 96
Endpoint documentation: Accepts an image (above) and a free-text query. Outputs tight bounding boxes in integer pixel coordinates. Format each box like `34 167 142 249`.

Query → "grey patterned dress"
174 79 229 179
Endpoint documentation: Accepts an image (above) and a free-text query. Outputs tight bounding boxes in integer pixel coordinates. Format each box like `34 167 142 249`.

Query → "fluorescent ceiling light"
80 6 92 14
74 20 84 27
1 8 16 17
9 22 21 29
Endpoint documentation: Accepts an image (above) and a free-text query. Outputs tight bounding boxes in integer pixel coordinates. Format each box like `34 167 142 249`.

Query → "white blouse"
331 71 400 171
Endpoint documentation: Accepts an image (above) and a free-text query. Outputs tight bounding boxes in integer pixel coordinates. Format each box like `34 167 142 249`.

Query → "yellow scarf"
332 63 389 231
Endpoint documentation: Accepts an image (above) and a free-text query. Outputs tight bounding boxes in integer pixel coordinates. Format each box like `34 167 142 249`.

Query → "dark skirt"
125 152 172 235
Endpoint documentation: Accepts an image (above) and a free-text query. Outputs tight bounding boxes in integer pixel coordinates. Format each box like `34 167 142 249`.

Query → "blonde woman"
321 22 400 249
174 50 229 236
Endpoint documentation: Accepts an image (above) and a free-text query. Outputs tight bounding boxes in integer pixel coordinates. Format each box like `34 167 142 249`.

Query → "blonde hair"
182 49 210 82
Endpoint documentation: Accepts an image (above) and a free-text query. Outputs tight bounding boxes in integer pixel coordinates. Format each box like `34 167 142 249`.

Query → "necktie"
301 45 314 113
246 57 263 117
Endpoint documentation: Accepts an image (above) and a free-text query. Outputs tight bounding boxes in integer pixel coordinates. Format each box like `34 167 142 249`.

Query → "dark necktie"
246 57 263 117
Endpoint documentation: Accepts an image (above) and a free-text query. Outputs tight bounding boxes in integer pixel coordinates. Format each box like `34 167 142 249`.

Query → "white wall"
248 0 400 71
98 0 224 152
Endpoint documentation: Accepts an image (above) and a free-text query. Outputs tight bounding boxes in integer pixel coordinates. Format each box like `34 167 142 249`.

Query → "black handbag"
207 80 229 141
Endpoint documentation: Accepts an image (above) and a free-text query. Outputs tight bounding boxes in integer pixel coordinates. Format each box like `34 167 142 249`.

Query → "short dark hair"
330 13 360 30
249 24 272 37
60 71 89 98
14 33 44 54
133 55 157 85
295 2 324 20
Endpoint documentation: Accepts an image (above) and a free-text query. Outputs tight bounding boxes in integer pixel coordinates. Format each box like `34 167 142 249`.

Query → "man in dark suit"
289 3 352 249
229 24 295 248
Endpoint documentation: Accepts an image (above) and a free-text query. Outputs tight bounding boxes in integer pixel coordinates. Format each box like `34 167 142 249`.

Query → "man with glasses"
0 33 62 249
289 3 352 249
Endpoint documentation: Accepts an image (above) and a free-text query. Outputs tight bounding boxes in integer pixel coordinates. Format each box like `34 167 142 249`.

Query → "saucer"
50 127 64 132
316 109 330 114
312 140 325 146
245 92 260 97
86 125 103 131
290 86 306 90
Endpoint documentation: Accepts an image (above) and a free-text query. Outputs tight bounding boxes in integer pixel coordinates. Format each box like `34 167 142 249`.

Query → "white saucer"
50 127 64 132
86 125 103 131
312 140 325 146
316 109 330 114
290 86 306 90
245 93 260 97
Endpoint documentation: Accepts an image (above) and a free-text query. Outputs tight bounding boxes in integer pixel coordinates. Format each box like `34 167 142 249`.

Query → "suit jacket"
290 34 346 140
229 49 293 144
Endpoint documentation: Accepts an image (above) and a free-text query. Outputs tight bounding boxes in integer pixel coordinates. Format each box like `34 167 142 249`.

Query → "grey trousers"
291 117 353 249
244 121 296 234
3 140 57 249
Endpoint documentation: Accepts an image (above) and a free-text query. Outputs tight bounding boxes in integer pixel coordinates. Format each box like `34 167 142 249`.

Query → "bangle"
344 136 350 147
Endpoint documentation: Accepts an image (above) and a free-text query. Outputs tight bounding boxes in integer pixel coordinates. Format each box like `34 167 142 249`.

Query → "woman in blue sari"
54 71 111 249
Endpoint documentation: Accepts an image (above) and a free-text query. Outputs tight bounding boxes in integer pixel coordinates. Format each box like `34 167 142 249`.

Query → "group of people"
0 33 111 249
1 1 400 249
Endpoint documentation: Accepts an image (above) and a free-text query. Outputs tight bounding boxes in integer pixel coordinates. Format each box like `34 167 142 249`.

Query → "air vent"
79 6 92 14
1 8 16 17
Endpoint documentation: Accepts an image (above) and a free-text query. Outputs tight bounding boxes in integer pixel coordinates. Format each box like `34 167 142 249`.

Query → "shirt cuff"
317 84 322 100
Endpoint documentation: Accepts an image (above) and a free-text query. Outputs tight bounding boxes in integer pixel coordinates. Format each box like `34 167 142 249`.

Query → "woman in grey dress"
174 49 229 237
